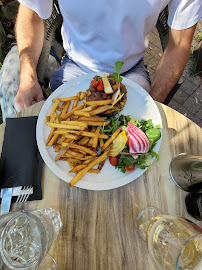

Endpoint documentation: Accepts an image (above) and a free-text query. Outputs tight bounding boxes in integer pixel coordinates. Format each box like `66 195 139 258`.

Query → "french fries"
89 105 111 116
101 127 122 152
45 90 122 186
46 122 87 130
69 143 98 157
84 99 114 106
69 144 112 187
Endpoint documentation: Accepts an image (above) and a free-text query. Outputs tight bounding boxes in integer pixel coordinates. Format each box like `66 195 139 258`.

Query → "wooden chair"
37 2 178 104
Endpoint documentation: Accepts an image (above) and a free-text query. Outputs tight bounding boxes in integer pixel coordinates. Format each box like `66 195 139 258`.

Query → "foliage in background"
0 0 19 68
190 53 202 77
197 32 202 42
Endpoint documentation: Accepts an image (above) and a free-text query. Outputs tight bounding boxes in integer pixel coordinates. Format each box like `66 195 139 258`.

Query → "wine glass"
136 207 202 270
0 208 62 269
176 234 202 270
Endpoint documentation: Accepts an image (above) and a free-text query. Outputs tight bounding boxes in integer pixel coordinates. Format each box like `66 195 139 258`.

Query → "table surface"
0 100 202 270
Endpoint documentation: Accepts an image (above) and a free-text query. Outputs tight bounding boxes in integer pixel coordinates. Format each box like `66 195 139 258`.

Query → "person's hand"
15 79 44 111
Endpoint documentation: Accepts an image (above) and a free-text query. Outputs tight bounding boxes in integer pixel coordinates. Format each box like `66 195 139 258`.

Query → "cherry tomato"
91 79 99 88
109 156 118 166
98 78 103 85
97 84 104 91
125 164 135 171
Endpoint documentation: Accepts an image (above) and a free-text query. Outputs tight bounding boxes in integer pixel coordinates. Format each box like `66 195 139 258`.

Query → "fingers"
15 95 33 111
35 90 44 102
14 81 44 111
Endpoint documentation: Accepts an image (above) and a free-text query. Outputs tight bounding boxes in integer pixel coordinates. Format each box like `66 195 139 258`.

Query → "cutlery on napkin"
0 187 34 214
1 187 12 214
0 116 43 209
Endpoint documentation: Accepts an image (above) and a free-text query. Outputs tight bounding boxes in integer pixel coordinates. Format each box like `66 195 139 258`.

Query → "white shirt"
18 0 202 73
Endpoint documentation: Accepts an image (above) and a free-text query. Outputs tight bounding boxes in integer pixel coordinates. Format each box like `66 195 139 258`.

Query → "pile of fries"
45 90 122 187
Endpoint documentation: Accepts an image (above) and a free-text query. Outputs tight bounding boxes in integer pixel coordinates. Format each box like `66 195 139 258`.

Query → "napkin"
0 116 43 202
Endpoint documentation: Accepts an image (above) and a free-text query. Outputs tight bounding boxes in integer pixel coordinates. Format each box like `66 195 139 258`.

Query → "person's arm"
150 24 197 103
14 4 44 111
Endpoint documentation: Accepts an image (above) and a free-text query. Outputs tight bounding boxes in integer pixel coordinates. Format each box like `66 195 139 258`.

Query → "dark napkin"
0 116 43 202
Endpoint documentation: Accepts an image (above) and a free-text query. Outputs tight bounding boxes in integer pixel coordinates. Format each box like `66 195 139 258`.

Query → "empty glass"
136 207 202 270
0 208 62 269
169 153 202 193
169 153 202 221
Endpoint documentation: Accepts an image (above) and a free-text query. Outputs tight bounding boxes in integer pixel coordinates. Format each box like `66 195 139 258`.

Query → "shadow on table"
156 102 202 156
155 102 177 138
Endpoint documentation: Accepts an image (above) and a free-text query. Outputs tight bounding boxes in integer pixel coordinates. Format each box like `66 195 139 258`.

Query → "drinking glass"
0 208 62 270
169 153 202 221
169 153 202 193
136 207 202 270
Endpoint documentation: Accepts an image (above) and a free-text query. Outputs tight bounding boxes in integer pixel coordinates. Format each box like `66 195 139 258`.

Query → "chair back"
156 6 169 51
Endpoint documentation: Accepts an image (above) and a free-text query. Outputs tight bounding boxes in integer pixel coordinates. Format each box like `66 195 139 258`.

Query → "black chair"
37 2 178 104
156 6 169 51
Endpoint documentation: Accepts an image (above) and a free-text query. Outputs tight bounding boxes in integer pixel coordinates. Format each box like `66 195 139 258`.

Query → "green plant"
197 32 202 41
0 0 19 66
190 50 202 77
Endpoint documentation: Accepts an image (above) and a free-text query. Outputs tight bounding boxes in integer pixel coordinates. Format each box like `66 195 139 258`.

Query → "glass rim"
38 254 58 270
175 233 202 270
169 153 202 193
135 206 163 242
169 153 189 192
0 212 44 269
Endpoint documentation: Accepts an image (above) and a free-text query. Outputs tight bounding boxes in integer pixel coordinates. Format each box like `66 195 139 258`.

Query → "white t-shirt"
18 0 201 73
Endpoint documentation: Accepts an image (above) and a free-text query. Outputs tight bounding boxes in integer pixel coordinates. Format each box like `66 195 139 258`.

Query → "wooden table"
0 101 201 270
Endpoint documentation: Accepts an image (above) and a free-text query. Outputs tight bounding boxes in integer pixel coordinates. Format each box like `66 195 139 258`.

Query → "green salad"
102 114 161 173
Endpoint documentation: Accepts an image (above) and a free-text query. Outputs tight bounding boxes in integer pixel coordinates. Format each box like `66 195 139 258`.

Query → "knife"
1 188 12 214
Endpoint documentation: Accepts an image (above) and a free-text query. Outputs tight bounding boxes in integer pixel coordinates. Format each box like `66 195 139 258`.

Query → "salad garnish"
127 122 150 153
111 61 124 83
102 114 161 173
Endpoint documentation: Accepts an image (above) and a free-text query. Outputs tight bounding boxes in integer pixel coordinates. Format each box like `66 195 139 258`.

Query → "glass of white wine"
136 207 202 270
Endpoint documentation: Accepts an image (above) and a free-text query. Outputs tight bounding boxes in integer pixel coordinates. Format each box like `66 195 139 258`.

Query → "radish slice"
127 122 150 153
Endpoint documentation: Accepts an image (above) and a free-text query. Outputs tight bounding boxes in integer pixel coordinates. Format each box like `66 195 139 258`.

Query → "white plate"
36 73 162 190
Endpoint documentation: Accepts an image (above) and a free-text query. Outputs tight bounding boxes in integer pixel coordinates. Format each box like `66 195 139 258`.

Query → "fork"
14 186 33 210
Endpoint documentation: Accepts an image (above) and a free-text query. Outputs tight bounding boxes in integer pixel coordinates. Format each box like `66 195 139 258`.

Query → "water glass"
0 208 62 269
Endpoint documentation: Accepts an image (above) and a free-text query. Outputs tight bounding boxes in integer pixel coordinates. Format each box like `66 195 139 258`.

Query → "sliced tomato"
125 164 135 171
109 156 118 166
